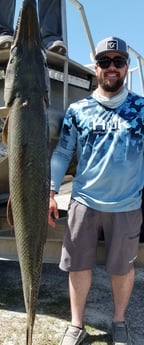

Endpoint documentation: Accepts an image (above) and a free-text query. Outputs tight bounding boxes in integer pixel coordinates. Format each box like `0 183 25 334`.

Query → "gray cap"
95 36 129 59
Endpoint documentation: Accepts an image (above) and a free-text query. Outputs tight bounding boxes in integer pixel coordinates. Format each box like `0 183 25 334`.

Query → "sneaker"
46 40 67 55
0 35 13 50
112 321 132 345
59 325 87 345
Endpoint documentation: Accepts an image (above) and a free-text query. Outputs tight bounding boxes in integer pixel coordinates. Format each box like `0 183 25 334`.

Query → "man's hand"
48 194 59 228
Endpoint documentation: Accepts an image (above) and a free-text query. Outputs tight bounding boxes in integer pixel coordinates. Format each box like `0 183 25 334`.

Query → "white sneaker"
59 326 87 345
46 40 67 55
0 35 13 49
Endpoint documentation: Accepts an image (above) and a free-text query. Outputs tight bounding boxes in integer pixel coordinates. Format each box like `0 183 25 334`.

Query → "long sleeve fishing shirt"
50 91 144 212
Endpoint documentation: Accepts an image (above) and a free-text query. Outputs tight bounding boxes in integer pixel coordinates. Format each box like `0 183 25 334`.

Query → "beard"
97 74 124 92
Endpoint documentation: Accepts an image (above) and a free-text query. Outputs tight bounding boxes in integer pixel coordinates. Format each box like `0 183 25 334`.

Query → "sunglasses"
96 56 128 69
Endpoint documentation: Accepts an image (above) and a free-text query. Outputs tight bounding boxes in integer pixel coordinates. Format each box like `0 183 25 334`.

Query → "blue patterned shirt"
50 91 144 212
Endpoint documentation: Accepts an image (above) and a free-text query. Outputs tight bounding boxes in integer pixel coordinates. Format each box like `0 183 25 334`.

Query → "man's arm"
49 106 77 227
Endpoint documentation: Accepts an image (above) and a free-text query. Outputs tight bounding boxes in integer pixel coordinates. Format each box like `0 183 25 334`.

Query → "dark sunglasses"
96 56 128 69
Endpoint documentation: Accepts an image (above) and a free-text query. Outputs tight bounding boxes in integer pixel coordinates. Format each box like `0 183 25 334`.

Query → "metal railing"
127 46 144 95
61 0 96 110
69 0 96 60
61 0 69 110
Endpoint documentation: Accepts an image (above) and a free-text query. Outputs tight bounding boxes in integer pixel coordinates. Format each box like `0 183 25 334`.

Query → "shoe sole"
48 46 66 55
59 328 87 345
0 42 12 50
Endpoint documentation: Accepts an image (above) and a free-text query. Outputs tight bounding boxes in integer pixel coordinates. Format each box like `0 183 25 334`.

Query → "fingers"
48 210 59 227
48 213 56 228
48 198 59 228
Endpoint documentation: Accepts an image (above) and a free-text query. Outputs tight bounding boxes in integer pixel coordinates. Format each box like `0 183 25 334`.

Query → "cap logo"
107 40 118 50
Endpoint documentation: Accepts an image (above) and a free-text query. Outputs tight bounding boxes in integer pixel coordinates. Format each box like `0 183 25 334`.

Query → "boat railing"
61 0 96 111
127 46 144 95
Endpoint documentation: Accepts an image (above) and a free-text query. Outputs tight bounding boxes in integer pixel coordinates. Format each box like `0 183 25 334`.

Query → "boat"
0 0 144 263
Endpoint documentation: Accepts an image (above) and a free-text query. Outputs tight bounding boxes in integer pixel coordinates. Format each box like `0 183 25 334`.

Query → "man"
0 0 66 55
48 36 144 345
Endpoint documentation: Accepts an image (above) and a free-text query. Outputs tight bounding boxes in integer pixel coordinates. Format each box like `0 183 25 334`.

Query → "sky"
14 0 144 95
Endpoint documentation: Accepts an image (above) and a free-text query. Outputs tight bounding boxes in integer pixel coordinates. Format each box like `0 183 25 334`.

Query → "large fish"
2 0 50 344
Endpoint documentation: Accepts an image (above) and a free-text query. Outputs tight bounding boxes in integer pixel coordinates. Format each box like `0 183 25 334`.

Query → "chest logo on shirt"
92 118 121 133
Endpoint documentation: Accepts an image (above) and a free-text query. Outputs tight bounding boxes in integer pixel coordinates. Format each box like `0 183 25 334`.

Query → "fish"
2 0 50 344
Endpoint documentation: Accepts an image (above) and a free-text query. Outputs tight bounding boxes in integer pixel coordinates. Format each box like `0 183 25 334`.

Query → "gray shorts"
59 199 142 275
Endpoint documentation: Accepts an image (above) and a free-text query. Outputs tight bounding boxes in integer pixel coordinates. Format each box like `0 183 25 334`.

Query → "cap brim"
95 50 129 60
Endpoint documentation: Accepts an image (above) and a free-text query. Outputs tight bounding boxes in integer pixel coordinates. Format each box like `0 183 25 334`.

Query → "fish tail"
26 320 33 345
26 294 35 345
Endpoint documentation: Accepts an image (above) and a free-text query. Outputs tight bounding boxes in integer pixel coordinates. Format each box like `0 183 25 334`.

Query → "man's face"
95 53 129 93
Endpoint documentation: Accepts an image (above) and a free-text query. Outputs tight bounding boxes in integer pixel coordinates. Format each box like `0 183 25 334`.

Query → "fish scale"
2 0 50 344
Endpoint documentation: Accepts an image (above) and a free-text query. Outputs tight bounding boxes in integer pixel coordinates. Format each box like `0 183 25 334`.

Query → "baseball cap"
95 37 129 59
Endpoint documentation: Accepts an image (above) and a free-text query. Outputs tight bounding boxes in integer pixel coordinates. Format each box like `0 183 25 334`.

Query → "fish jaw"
4 0 50 108
14 0 42 50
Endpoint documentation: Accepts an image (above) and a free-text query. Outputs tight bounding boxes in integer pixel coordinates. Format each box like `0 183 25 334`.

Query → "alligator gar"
2 0 50 344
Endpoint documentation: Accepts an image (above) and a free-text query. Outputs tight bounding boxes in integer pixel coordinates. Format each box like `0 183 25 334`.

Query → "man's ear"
94 64 98 74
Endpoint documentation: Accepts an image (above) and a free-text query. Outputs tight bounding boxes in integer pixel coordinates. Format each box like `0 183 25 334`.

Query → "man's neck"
97 85 124 98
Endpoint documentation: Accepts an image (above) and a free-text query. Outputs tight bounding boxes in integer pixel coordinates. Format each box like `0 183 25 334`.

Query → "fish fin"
7 197 14 228
2 115 9 145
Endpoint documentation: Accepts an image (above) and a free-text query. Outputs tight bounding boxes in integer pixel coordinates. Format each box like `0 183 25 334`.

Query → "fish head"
4 0 50 107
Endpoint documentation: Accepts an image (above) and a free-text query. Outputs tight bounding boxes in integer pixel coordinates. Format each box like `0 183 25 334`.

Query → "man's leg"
0 0 15 50
0 0 16 35
59 270 91 345
111 267 134 321
111 268 134 345
69 270 92 328
103 210 141 345
38 0 66 54
59 202 100 344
